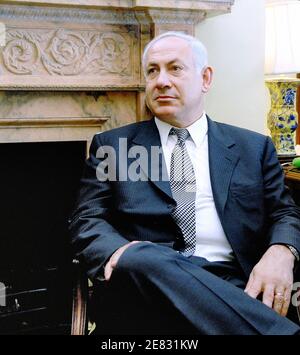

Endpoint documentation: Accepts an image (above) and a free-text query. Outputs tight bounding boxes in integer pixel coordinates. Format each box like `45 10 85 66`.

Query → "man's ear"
201 66 213 93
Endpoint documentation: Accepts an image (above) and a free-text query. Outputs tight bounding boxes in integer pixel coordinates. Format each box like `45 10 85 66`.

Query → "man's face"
144 37 211 126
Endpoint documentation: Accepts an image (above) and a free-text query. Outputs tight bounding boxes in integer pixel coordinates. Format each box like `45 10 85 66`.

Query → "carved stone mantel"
0 0 234 144
1 1 234 12
0 0 234 90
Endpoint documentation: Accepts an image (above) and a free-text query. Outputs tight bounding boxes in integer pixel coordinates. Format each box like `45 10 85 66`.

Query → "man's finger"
244 275 253 294
104 263 113 281
110 241 140 268
245 280 262 299
273 290 285 315
106 241 142 280
262 284 275 308
280 289 291 317
110 251 121 269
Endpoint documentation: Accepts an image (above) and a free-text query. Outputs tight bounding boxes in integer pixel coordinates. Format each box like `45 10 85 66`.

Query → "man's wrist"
285 245 299 262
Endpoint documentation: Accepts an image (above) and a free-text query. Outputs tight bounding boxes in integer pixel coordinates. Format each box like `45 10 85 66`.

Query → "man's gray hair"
142 31 208 75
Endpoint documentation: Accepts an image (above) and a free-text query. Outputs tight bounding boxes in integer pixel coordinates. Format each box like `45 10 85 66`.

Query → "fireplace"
0 141 86 334
0 0 234 334
0 141 86 268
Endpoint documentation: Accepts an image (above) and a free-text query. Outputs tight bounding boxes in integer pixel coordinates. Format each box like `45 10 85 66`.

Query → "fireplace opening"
0 141 86 334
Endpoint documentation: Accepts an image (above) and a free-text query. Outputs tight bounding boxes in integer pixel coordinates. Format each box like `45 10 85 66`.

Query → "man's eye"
147 68 157 75
172 65 182 72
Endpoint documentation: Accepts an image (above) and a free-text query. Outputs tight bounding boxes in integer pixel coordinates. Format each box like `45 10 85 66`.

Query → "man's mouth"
155 95 176 101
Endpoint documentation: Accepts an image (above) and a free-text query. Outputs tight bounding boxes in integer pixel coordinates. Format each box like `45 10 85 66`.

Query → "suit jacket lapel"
207 118 240 216
131 119 173 200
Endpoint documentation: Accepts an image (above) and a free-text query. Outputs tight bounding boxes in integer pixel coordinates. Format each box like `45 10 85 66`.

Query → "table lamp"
265 0 300 156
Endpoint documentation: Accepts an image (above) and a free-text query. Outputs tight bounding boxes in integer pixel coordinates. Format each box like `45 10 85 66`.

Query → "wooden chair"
71 260 300 335
71 259 88 335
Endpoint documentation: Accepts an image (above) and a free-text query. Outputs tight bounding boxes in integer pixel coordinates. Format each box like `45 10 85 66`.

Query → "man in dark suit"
69 32 300 334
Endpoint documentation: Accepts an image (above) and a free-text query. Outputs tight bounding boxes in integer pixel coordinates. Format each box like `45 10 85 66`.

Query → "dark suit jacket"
69 117 300 281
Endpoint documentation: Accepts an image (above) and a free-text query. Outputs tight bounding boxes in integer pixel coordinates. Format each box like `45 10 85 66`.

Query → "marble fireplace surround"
0 0 234 148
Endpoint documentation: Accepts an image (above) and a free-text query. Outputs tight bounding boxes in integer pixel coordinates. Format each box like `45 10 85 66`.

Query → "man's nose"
156 70 172 88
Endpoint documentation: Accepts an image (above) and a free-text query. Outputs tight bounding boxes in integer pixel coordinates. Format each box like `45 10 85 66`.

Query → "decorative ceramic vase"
265 79 300 156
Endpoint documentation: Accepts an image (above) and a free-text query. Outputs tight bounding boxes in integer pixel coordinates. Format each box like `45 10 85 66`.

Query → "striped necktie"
169 127 196 256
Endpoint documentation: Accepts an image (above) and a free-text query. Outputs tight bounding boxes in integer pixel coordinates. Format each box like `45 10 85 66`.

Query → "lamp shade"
265 0 300 75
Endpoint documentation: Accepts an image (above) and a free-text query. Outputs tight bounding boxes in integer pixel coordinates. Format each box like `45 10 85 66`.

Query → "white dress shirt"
155 114 234 262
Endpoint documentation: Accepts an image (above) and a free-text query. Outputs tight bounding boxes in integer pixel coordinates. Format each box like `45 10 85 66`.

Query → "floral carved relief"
3 31 42 74
2 28 131 76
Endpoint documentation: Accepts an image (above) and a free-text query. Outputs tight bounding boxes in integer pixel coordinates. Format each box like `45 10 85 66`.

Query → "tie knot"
169 128 190 144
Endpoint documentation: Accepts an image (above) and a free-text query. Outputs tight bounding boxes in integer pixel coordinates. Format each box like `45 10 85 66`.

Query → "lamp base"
265 79 300 156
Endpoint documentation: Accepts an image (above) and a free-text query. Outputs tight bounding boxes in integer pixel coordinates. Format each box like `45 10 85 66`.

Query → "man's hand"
104 241 141 281
244 244 295 317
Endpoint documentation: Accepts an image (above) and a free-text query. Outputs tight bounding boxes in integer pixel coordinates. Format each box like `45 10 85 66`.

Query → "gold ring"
275 292 284 297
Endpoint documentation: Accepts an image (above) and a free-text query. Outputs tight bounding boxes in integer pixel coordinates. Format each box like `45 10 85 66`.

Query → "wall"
196 0 268 134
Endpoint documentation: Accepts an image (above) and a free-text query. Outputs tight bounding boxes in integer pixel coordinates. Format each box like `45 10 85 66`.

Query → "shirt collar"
154 112 208 148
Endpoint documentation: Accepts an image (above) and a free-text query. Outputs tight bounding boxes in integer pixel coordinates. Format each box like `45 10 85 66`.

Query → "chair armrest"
71 259 88 335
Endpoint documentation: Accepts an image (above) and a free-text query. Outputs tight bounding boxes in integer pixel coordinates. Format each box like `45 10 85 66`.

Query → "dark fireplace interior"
0 141 86 334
